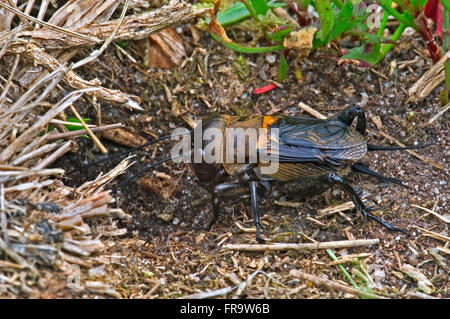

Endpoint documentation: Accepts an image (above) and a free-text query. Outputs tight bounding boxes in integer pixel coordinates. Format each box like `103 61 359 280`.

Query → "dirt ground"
42 20 450 299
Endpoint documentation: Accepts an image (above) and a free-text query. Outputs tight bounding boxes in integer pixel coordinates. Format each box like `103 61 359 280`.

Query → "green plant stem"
377 0 391 37
210 32 284 53
379 0 416 29
331 0 343 10
377 22 407 63
242 0 260 21
326 249 359 289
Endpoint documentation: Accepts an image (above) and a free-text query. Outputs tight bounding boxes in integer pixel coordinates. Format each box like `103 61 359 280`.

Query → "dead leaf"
101 128 148 148
139 28 186 69
400 264 435 294
283 27 317 58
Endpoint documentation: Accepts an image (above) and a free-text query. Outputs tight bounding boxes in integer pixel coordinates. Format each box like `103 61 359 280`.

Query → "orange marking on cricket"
262 116 277 128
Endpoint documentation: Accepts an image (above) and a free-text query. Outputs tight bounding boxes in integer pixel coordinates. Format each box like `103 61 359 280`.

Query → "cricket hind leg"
326 172 408 234
351 163 410 188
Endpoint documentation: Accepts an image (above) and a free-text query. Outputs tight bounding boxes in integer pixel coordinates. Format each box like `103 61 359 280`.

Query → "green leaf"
270 26 292 43
208 1 285 26
251 0 269 15
210 32 284 53
64 117 90 131
277 54 288 82
313 1 353 47
217 2 251 26
328 1 353 40
313 0 334 40
340 43 382 66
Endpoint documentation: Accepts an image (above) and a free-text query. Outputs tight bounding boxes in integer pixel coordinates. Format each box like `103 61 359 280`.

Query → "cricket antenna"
367 144 428 152
110 151 193 191
67 129 191 175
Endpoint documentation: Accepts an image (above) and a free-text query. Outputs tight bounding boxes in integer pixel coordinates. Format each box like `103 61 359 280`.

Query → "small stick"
69 104 108 154
45 123 125 141
428 102 450 124
413 226 450 242
223 239 379 251
179 286 235 299
317 201 355 218
298 102 326 119
412 204 450 224
290 269 386 299
34 140 72 170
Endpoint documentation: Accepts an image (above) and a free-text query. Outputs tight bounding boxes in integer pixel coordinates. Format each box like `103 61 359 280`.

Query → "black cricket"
76 106 423 243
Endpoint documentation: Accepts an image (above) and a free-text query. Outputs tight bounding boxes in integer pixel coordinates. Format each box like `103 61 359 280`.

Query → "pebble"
265 55 276 64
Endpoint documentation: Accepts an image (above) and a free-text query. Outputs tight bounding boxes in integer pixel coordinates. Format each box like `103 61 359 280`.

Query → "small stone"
157 213 173 222
265 55 276 64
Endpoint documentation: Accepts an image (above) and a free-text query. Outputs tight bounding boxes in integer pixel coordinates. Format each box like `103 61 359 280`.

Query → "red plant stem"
253 83 277 94
415 13 442 63
286 0 310 26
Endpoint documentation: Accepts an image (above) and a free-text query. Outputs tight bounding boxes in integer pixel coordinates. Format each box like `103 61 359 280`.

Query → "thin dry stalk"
69 104 107 154
412 204 450 224
223 239 380 251
45 123 125 141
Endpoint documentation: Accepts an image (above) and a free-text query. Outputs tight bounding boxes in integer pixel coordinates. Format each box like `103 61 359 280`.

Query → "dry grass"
0 0 194 298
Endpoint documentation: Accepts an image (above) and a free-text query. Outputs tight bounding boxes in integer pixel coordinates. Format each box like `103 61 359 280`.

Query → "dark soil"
52 25 449 298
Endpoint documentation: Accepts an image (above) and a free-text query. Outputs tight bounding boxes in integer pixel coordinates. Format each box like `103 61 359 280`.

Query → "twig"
69 104 107 154
290 269 386 299
45 123 125 141
317 201 355 219
33 140 72 170
179 286 235 299
6 43 142 110
412 204 450 223
413 226 450 242
11 142 62 166
428 102 450 124
0 54 19 108
298 102 326 119
223 239 380 251
4 179 54 193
